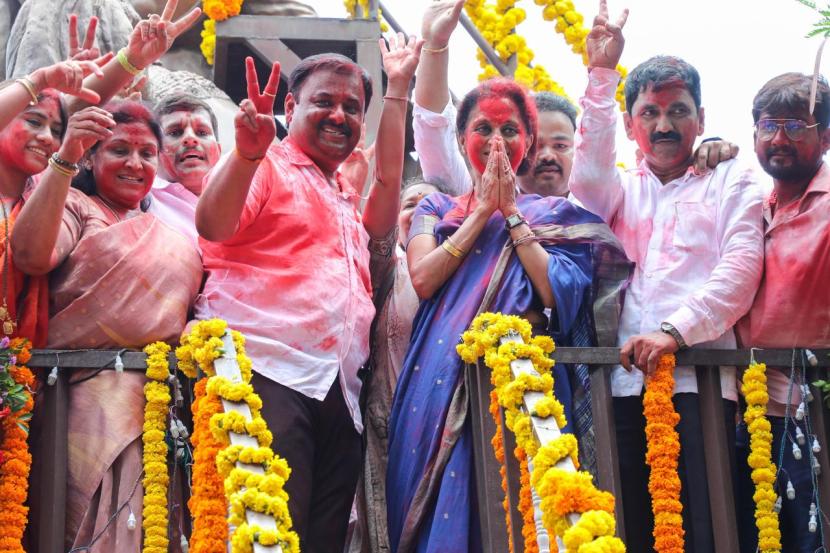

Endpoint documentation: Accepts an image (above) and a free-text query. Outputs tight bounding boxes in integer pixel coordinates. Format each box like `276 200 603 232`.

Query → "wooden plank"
806 366 830 543
467 359 511 553
500 407 525 552
588 364 625 543
217 15 381 42
34 369 68 553
695 366 739 553
29 348 830 370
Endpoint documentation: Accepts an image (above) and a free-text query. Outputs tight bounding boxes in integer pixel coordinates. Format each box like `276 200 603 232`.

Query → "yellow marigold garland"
343 0 390 33
180 319 299 553
142 341 173 553
741 362 782 553
459 313 625 553
643 354 684 553
188 377 229 552
466 0 569 95
0 338 34 553
200 0 245 64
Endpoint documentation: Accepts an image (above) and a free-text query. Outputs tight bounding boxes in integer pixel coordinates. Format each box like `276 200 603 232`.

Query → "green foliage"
797 0 830 37
815 378 830 408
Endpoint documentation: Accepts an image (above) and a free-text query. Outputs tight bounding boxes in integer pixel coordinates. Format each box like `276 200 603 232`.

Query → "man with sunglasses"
735 72 830 553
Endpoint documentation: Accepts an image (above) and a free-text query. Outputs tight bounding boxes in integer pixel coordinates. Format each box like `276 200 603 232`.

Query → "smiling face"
624 83 704 176
460 95 531 176
158 108 220 194
90 121 159 210
518 110 574 197
0 96 63 178
285 68 365 175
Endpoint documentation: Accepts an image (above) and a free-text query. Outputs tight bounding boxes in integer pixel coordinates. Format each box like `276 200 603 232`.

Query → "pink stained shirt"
148 178 200 250
737 163 830 415
195 137 375 432
569 67 765 401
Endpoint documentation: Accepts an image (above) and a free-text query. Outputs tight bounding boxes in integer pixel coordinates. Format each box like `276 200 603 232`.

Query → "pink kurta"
196 137 375 432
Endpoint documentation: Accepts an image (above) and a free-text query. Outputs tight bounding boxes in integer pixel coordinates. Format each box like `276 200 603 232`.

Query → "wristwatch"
660 322 687 349
505 212 527 230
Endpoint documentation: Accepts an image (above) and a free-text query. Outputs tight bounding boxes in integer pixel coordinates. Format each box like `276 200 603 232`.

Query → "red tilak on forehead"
478 96 516 125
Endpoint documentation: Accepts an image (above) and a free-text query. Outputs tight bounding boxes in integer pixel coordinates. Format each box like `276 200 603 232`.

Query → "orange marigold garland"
643 354 684 553
0 338 35 553
188 377 229 552
459 313 624 552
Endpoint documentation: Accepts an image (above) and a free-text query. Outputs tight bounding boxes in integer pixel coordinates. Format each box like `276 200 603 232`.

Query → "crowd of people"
0 0 827 551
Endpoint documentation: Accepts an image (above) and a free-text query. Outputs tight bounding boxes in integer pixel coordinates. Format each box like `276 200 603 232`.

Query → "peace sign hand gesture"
125 0 202 70
68 14 101 62
234 57 281 161
586 0 629 70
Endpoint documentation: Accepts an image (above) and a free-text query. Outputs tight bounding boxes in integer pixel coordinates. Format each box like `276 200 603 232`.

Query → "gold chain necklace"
0 197 18 336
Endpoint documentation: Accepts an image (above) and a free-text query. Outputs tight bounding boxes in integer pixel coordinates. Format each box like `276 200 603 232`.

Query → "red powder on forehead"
478 96 514 125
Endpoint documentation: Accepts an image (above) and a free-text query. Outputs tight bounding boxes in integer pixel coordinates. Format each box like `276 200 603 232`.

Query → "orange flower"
644 354 684 553
188 377 229 552
0 359 34 553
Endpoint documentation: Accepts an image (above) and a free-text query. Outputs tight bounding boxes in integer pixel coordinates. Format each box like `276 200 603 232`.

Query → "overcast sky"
307 0 823 169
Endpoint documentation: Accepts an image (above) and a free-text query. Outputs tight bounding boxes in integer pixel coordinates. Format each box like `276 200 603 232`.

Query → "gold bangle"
48 157 77 178
15 78 38 106
383 95 408 102
442 237 466 259
116 48 143 76
422 43 449 54
512 232 537 248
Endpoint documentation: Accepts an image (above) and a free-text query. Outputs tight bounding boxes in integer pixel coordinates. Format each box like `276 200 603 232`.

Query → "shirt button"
646 273 653 278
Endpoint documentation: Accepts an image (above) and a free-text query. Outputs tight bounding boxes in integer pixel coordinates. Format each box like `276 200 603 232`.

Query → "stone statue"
5 0 139 79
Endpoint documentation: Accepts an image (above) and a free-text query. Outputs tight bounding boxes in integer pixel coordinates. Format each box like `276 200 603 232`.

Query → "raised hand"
56 106 116 164
68 14 100 62
235 57 280 161
28 60 105 104
585 0 629 70
125 0 202 70
421 0 465 49
380 33 424 91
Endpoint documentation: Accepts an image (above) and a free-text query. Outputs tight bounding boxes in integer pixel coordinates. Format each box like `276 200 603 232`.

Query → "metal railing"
25 346 830 552
467 347 830 552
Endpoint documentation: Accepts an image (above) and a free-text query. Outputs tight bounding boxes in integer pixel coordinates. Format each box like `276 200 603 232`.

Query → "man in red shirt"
736 72 830 553
195 42 419 551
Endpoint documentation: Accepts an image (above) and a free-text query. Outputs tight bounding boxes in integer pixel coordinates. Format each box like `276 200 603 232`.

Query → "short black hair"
456 77 538 176
153 94 219 136
533 92 577 130
752 72 830 132
624 55 701 115
288 53 373 113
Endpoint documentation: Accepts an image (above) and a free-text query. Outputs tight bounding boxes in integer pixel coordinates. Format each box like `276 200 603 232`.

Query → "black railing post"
34 369 68 553
695 365 739 553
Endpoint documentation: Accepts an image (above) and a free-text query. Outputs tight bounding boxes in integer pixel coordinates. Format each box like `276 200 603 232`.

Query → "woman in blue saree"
385 71 630 553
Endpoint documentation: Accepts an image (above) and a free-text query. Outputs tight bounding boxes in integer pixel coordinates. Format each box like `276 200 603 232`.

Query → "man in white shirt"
148 94 221 246
571 2 764 551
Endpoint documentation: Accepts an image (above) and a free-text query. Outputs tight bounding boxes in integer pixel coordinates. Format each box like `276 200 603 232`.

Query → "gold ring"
263 91 276 97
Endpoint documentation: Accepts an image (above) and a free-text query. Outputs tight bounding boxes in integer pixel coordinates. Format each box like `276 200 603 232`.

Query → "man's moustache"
650 131 682 143
534 160 562 174
319 121 352 136
766 147 796 158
